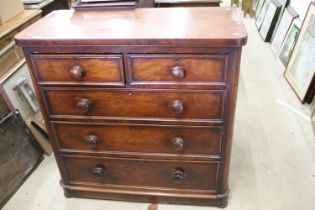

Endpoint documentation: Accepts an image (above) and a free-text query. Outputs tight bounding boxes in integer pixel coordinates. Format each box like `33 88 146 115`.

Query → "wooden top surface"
0 10 41 39
15 8 247 47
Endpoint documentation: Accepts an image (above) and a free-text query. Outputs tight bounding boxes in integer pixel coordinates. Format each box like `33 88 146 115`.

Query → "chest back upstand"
16 8 247 207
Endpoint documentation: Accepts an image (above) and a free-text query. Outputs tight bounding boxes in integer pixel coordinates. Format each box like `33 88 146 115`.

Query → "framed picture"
275 0 289 6
255 0 266 19
312 106 315 137
253 0 259 12
270 0 290 40
277 19 301 70
259 1 282 41
271 7 298 54
256 1 269 30
284 2 315 103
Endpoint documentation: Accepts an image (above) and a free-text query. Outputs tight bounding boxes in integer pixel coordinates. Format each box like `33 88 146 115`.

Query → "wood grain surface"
31 54 124 85
52 122 222 157
15 8 247 47
63 155 219 191
17 7 247 207
43 88 225 121
129 54 228 85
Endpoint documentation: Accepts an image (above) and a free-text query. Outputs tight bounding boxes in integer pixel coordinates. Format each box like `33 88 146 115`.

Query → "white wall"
289 0 312 19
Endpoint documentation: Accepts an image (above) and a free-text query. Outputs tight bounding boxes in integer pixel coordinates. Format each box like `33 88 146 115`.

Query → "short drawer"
128 54 228 88
30 54 124 86
63 155 219 191
43 88 225 122
52 122 222 157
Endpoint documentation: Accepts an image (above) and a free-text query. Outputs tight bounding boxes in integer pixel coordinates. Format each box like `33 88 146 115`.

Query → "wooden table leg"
231 0 240 7
242 0 254 17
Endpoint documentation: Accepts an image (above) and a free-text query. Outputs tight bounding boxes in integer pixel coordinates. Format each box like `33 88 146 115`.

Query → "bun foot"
217 199 228 208
64 189 72 198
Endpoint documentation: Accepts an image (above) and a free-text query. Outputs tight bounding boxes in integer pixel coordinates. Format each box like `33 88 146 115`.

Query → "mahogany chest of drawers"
16 8 247 207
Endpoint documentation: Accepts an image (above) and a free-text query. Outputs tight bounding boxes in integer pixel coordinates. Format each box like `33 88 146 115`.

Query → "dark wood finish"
16 8 247 207
70 65 84 79
77 98 91 113
63 155 219 191
128 54 228 88
52 122 222 157
61 182 229 206
171 66 185 79
43 88 225 121
30 54 124 86
15 8 247 47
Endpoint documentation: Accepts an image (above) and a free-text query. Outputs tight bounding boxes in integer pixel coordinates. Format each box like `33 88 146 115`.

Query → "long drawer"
63 155 219 191
43 88 225 122
52 122 222 157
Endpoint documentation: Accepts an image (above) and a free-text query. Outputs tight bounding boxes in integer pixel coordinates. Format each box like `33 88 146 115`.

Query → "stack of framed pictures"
253 1 315 104
255 0 282 41
254 0 265 19
271 7 299 55
259 1 282 41
269 0 290 39
277 19 301 69
284 2 315 104
255 0 268 29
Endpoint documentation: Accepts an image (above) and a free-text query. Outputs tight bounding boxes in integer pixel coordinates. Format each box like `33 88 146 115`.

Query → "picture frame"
255 0 266 19
271 7 298 54
259 1 282 41
284 2 315 103
256 1 269 30
277 19 301 70
270 0 290 40
311 105 315 137
253 0 260 12
275 0 288 7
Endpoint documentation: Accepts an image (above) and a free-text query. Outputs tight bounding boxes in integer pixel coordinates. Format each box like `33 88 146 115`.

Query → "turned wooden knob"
70 65 84 79
173 168 185 182
171 100 184 114
171 66 185 79
172 137 184 151
77 98 91 113
87 135 98 145
92 166 105 177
